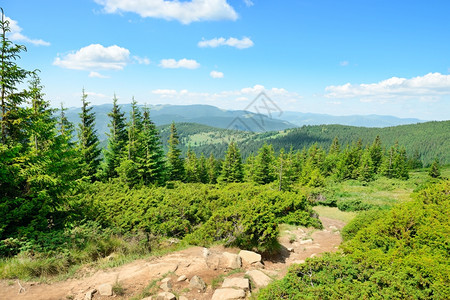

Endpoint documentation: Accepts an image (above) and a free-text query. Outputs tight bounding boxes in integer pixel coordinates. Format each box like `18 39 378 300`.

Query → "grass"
313 206 357 224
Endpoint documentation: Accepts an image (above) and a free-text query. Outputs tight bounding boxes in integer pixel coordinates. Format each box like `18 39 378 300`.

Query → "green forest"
1 12 449 300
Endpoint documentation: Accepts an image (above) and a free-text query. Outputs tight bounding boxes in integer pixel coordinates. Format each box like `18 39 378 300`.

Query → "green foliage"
77 90 101 181
259 180 450 299
100 95 127 180
428 159 441 178
166 122 185 181
220 141 244 183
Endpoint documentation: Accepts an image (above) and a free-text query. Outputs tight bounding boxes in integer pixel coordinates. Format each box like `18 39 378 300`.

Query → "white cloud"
325 73 450 101
89 71 109 78
94 0 238 24
5 16 50 46
210 70 224 78
198 37 254 49
133 56 150 65
149 85 302 111
340 61 349 67
243 0 254 7
53 44 130 71
159 58 200 69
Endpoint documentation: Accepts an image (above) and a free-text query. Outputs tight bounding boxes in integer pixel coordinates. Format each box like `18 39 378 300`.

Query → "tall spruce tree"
0 10 31 144
184 146 198 183
136 106 166 185
167 122 185 181
220 141 244 183
77 89 101 181
101 94 127 180
252 143 276 184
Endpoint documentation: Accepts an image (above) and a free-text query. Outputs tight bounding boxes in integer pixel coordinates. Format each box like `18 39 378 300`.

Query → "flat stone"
156 292 176 300
246 270 272 288
179 297 189 300
189 275 206 292
222 278 249 290
177 275 187 282
287 247 294 252
211 288 246 300
222 252 242 269
300 239 313 245
238 250 261 264
97 283 113 296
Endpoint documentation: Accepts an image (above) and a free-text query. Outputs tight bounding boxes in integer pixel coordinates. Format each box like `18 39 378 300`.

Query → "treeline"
163 121 449 166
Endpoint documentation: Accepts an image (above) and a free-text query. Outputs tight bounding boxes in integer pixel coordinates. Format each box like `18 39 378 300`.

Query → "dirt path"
0 216 345 300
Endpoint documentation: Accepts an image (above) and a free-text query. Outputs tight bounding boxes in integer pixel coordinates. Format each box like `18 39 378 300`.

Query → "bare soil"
0 216 345 300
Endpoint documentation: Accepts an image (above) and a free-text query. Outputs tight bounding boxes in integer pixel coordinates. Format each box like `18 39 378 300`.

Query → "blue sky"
2 0 450 120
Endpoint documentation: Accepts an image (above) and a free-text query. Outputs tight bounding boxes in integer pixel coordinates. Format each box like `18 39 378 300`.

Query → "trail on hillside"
0 216 345 300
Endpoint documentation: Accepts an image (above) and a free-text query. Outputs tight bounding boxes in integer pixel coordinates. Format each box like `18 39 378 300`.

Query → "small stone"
238 250 261 264
156 292 176 300
211 288 246 300
189 275 206 292
203 248 210 258
222 277 249 290
222 252 242 269
161 278 171 283
179 297 189 300
287 247 294 252
252 261 265 269
84 289 96 300
98 283 113 296
300 239 313 245
329 225 338 230
177 275 187 282
246 270 272 288
160 279 172 292
310 253 317 258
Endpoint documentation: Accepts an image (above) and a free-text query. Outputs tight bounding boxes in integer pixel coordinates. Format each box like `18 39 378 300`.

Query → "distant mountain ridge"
64 103 427 141
281 111 426 127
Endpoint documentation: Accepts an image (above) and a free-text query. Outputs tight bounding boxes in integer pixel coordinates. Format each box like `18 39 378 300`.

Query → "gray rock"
84 289 96 300
156 292 176 300
222 277 250 290
238 250 261 264
246 270 272 288
97 283 113 296
177 275 187 282
160 279 173 292
222 252 242 269
211 288 246 300
189 275 206 292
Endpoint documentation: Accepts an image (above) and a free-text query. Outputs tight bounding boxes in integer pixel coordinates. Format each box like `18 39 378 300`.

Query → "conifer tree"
252 143 276 184
184 147 198 182
101 94 127 180
369 135 383 173
220 141 244 183
136 106 166 185
77 89 101 181
167 122 185 181
428 159 441 178
0 11 31 144
358 148 375 182
207 153 220 184
197 153 209 183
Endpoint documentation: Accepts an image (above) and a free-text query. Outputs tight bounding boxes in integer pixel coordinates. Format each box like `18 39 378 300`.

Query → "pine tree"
252 143 276 184
184 147 198 182
127 97 142 161
167 122 185 181
77 89 101 181
428 159 441 178
220 141 244 183
136 106 166 185
369 135 383 174
0 11 32 144
101 94 127 180
206 153 220 184
197 153 209 183
358 148 375 182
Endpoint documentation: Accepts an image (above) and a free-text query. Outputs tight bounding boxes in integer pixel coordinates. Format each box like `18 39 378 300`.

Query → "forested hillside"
158 121 450 166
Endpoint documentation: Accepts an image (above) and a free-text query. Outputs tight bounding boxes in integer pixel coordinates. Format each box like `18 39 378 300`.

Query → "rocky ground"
0 216 345 300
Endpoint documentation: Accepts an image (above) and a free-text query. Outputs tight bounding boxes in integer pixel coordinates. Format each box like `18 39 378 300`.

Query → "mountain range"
64 104 426 140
